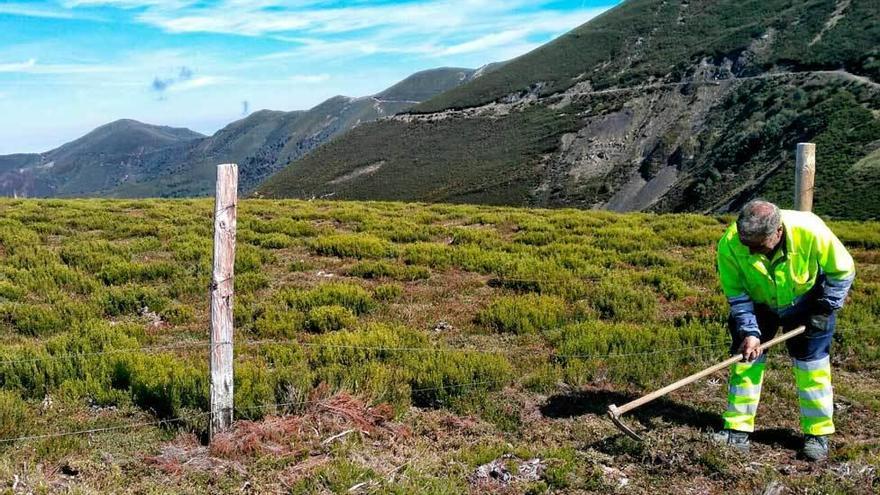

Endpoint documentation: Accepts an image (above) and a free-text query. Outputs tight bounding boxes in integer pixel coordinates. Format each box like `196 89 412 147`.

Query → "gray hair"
737 200 781 241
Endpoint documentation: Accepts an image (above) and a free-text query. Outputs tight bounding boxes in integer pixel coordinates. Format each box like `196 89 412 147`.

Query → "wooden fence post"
210 163 238 440
795 143 816 212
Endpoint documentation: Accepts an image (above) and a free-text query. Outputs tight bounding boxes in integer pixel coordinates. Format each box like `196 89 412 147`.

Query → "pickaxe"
608 325 806 441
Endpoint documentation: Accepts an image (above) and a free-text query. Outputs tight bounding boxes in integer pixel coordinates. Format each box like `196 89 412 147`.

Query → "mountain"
255 0 880 219
0 120 204 197
0 66 485 198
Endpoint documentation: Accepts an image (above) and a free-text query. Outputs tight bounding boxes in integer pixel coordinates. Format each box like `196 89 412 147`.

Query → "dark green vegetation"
256 105 580 205
415 0 880 112
0 198 878 493
258 0 880 219
0 68 481 199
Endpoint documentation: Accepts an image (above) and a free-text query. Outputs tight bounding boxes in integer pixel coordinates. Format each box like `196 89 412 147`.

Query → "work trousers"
722 299 836 436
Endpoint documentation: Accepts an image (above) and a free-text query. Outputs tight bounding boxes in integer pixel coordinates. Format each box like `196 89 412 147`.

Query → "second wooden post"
795 143 816 212
210 163 238 440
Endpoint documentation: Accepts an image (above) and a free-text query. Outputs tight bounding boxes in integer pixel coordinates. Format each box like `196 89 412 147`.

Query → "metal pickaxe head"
608 404 643 441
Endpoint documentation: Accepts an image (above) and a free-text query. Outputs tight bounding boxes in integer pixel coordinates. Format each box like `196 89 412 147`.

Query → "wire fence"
0 375 515 445
0 335 732 366
0 329 833 447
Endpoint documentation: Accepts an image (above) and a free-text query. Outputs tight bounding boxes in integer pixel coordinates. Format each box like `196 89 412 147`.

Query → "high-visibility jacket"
717 210 855 337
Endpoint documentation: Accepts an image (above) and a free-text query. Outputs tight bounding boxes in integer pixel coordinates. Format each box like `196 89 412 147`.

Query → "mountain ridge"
255 0 880 219
0 66 493 198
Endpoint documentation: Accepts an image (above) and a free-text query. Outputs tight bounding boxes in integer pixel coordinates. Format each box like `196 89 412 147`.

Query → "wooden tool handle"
614 326 805 416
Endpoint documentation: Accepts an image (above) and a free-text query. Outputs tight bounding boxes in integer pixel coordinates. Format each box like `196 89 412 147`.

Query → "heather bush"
400 242 454 269
0 390 30 440
250 218 318 237
311 324 512 408
346 260 430 281
252 306 305 339
373 283 403 301
101 286 169 317
476 294 569 334
305 305 357 333
126 354 208 418
586 278 658 322
249 232 292 249
0 281 24 302
236 271 270 294
278 283 377 315
288 259 315 272
309 234 395 259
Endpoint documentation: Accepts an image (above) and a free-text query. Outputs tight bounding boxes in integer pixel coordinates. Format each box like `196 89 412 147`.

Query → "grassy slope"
255 106 580 204
0 198 878 492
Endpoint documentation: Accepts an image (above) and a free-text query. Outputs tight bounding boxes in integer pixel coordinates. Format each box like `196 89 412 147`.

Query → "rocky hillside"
255 0 880 219
0 67 485 198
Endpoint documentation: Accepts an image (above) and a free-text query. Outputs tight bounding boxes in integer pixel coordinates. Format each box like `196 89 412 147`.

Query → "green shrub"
832 220 880 249
346 261 430 281
309 234 395 259
476 294 569 334
251 218 318 237
403 350 512 408
253 306 305 339
160 302 195 325
100 286 169 317
250 232 292 249
236 271 270 294
0 390 31 440
374 283 403 301
305 305 357 333
278 283 377 315
401 242 454 269
234 361 276 420
289 259 315 272
0 281 25 302
639 272 696 301
311 324 512 409
587 279 658 322
235 244 267 273
0 303 66 337
127 354 208 418
169 234 211 263
97 260 176 285
548 320 727 386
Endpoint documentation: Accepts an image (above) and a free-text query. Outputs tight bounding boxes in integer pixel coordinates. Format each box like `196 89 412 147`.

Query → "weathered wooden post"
795 143 816 212
210 163 237 440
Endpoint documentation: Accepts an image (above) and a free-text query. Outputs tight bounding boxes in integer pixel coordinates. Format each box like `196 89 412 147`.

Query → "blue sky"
0 0 618 154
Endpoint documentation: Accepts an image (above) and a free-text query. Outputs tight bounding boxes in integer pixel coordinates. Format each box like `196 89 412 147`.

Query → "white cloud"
63 0 197 8
437 29 531 56
168 75 226 92
0 58 129 75
0 3 76 19
287 74 330 83
0 59 37 72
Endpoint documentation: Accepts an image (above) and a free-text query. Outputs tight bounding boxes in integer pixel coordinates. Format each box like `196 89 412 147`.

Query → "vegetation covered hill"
257 0 880 220
0 67 484 199
0 120 204 197
0 198 877 492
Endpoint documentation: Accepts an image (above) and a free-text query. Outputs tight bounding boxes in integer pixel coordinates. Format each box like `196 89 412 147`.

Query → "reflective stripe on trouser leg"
722 356 766 433
793 356 835 436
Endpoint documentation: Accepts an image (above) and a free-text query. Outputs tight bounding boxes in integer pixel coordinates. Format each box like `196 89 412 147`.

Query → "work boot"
710 429 750 453
802 434 830 461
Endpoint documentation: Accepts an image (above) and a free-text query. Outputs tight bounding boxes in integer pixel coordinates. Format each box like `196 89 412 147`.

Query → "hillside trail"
394 69 880 123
